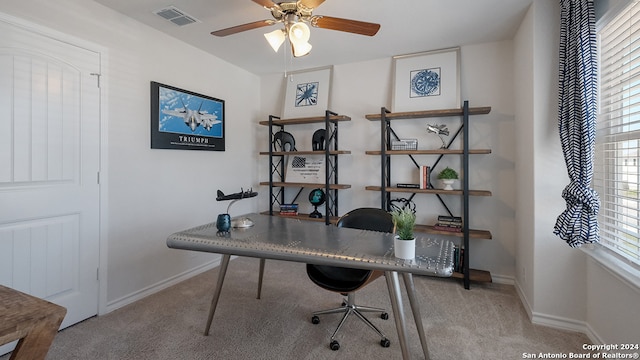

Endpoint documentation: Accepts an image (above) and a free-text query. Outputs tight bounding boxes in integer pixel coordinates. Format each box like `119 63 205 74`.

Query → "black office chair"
306 207 394 351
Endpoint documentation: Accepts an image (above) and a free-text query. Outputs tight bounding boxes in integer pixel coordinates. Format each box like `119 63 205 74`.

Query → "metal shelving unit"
259 110 351 225
365 101 492 288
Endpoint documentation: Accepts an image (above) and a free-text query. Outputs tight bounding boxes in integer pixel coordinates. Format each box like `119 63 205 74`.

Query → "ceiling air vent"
154 6 199 26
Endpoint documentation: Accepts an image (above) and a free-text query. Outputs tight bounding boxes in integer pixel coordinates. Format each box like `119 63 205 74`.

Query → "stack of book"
419 165 430 189
433 215 463 232
279 204 299 216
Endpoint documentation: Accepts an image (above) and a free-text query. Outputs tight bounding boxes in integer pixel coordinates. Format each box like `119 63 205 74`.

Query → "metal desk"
167 213 454 360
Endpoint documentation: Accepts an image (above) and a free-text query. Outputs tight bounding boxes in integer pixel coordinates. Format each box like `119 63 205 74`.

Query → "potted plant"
437 167 459 190
390 207 416 259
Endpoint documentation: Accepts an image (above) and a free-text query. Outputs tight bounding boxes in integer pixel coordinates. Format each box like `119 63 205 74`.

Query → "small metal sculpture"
273 130 296 151
312 129 326 151
215 187 258 234
426 124 450 149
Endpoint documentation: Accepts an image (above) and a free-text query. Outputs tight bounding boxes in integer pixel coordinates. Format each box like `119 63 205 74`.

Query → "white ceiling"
94 0 533 75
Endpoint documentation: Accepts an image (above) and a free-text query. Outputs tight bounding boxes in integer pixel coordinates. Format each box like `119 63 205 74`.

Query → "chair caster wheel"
311 315 320 324
330 340 340 351
380 338 391 348
381 312 389 320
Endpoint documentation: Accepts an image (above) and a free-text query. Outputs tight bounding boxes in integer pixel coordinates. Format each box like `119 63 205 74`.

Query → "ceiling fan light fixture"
288 21 312 57
264 29 286 52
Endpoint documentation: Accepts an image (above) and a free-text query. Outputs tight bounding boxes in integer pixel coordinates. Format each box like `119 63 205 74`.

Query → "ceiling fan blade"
252 0 278 10
211 20 275 37
311 16 380 36
299 0 325 10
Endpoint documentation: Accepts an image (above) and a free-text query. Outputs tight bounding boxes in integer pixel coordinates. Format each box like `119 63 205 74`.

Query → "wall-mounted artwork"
282 66 332 118
392 47 460 112
150 81 225 151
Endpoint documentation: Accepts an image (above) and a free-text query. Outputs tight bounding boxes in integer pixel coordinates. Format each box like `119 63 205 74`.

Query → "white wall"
259 40 518 282
0 0 261 311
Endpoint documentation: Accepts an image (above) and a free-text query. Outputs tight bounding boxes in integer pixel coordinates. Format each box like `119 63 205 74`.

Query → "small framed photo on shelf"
282 66 333 118
285 155 326 183
391 47 460 112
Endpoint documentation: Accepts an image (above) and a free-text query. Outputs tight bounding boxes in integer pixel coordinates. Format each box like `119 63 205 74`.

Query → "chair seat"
306 264 371 293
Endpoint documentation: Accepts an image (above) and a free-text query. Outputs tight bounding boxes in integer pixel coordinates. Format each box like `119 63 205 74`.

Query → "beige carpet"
3 257 592 360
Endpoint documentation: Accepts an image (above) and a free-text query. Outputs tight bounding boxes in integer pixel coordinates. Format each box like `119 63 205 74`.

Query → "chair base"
311 292 390 350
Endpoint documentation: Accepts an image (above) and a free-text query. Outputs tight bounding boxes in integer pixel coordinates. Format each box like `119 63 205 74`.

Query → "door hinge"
96 268 100 281
97 171 100 184
90 73 101 88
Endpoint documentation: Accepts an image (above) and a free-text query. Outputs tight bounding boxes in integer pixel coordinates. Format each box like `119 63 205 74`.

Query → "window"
595 1 640 266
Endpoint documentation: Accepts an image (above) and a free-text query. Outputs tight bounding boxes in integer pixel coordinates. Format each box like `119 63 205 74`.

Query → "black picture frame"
150 81 225 151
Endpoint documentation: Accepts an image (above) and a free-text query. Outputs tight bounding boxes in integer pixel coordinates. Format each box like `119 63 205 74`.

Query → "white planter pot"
441 179 455 190
394 236 416 260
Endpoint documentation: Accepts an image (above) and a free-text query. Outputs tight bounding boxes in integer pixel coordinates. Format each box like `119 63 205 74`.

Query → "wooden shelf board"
365 149 491 155
451 269 493 283
260 211 339 224
259 115 351 126
365 106 491 121
259 150 351 155
260 182 351 190
414 224 492 239
365 186 491 197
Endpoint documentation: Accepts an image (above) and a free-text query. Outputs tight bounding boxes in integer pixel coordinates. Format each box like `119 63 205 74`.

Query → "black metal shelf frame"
267 110 342 225
378 101 473 289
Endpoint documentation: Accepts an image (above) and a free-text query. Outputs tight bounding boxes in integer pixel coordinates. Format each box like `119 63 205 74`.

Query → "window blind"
596 1 640 265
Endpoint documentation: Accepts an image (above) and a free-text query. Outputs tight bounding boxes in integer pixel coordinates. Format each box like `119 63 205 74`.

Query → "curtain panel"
553 0 600 247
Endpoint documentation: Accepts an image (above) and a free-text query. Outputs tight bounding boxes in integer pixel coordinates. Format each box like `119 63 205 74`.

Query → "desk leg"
403 273 430 360
256 258 265 299
385 271 410 360
204 254 231 336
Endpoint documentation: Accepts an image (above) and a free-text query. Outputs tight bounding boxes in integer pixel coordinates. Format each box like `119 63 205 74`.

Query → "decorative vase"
216 213 231 233
394 236 416 260
441 179 455 190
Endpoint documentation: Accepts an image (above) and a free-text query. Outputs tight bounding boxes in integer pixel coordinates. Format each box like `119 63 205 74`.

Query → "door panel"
0 15 101 351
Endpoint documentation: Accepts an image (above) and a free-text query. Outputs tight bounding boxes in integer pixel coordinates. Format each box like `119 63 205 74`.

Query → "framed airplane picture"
150 81 225 151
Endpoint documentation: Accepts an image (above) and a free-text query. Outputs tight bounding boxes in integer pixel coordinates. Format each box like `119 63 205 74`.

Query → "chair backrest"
337 207 395 233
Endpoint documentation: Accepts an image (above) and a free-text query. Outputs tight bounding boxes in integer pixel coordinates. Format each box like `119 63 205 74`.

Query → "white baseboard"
103 258 222 314
514 278 598 340
530 311 588 334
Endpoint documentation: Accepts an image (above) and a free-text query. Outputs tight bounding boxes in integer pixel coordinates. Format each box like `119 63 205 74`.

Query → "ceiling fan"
211 0 381 57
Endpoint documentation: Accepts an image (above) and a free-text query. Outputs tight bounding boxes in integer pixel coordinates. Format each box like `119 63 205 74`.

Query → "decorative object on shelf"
215 188 258 230
419 165 430 189
437 167 459 190
426 124 450 148
434 215 463 233
285 155 325 183
308 188 326 218
312 129 326 151
273 130 297 151
390 207 417 259
391 47 460 112
279 203 299 216
150 81 225 151
390 139 418 150
282 66 333 118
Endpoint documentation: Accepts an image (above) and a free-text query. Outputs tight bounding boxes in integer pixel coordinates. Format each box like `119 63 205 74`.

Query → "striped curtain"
553 0 600 247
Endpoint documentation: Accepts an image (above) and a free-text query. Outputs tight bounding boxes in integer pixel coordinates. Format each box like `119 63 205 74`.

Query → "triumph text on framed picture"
282 66 332 118
391 47 460 112
150 81 225 151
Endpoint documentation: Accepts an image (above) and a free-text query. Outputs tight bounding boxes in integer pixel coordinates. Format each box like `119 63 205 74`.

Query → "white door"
0 15 101 338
